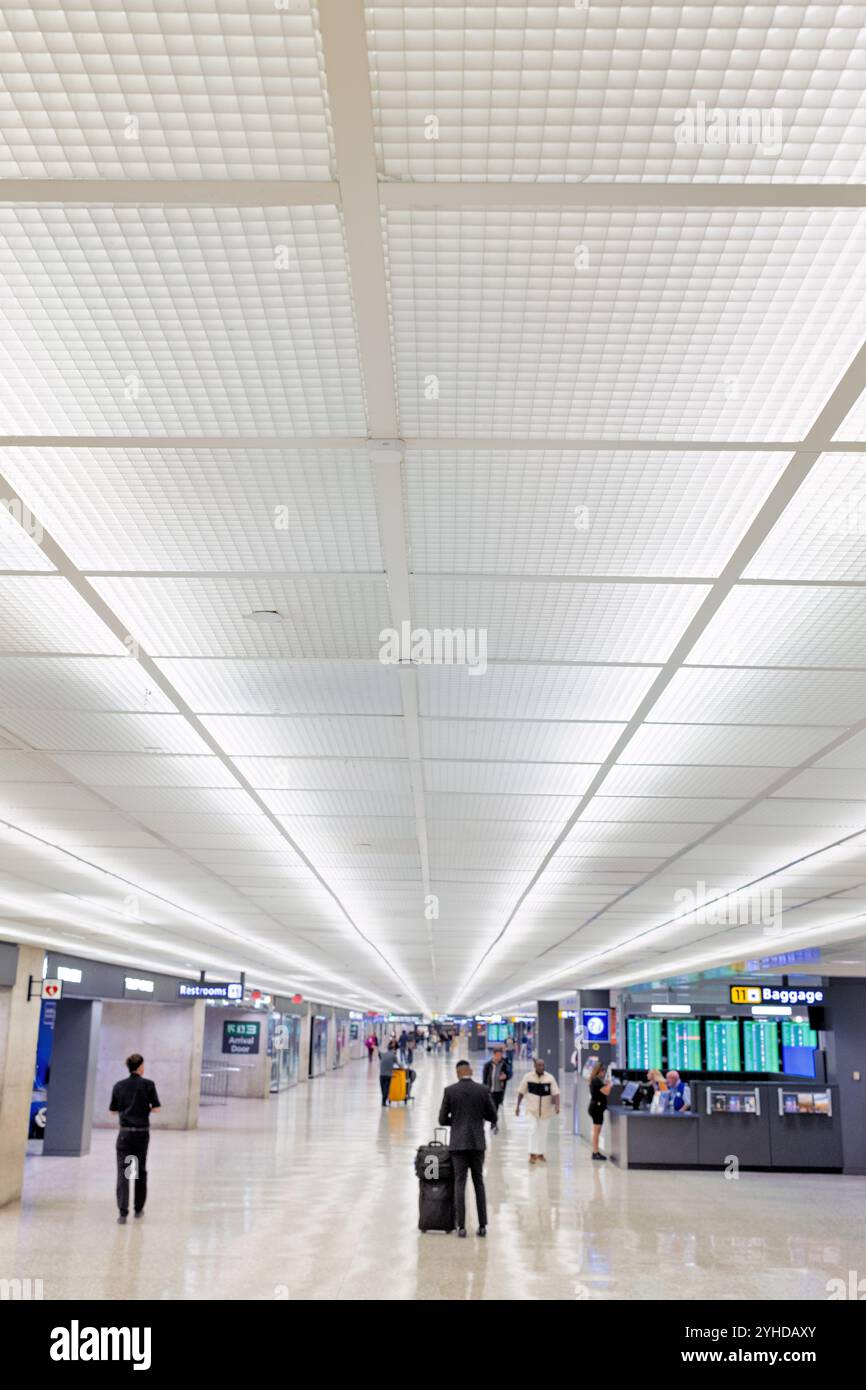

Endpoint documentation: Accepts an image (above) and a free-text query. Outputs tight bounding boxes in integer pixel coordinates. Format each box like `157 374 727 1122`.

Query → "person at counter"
665 1070 691 1112
587 1061 612 1161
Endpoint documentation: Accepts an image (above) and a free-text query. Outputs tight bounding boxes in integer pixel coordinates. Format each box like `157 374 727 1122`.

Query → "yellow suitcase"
389 1067 407 1103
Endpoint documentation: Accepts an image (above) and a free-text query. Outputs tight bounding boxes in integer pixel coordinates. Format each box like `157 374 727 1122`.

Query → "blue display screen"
782 1045 816 1078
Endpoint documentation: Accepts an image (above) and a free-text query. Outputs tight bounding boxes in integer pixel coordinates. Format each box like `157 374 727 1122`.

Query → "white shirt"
517 1070 560 1119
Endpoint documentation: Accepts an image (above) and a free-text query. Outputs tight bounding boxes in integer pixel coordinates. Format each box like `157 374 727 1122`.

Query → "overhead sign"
731 984 823 1007
42 979 63 1001
745 948 820 972
223 1020 261 1055
581 1008 610 1042
56 966 82 984
178 981 243 1001
124 977 154 994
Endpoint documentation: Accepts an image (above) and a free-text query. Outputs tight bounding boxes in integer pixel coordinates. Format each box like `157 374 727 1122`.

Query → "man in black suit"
438 1060 498 1237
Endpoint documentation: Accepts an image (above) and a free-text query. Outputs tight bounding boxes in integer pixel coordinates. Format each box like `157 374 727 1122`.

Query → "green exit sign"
222 1019 261 1055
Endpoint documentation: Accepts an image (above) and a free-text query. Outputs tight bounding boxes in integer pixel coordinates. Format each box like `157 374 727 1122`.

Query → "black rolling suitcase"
414 1128 454 1233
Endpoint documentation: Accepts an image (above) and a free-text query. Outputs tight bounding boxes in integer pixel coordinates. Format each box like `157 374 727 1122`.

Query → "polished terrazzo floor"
1 1050 864 1300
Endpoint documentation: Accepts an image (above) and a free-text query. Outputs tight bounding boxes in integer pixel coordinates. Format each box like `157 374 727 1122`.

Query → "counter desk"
574 1078 842 1172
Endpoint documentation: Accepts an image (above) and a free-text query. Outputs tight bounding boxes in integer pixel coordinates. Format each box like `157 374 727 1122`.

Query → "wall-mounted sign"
291 994 303 1004
42 979 63 1001
581 1008 610 1042
222 1020 261 1055
730 984 823 1007
57 966 82 984
178 981 243 1001
124 977 154 994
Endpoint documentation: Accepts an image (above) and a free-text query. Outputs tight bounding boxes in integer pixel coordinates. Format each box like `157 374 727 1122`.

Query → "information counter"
606 1106 700 1168
577 1080 842 1172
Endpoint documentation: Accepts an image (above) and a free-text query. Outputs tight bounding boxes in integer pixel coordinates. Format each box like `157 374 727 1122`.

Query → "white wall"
202 1006 269 1100
93 1000 205 1130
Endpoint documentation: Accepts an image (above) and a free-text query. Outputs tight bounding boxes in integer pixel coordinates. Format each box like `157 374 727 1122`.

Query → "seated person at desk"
664 1069 691 1112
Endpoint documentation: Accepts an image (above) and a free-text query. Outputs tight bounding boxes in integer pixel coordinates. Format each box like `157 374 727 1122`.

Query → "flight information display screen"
705 1019 741 1072
781 1019 818 1078
781 1019 817 1050
626 1017 663 1071
667 1018 702 1071
743 1019 781 1073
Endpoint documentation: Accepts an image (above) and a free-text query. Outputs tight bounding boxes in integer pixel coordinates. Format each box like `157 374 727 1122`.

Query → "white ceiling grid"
0 1 862 1011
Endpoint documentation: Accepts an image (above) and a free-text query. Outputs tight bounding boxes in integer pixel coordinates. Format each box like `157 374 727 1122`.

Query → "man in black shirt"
109 1053 160 1224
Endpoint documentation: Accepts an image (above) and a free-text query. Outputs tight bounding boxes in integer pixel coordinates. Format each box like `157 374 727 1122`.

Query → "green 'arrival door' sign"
222 1020 261 1055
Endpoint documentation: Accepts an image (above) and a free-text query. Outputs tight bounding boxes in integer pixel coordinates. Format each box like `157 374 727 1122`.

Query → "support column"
0 945 45 1207
536 999 560 1075
576 989 613 1071
44 998 103 1157
824 980 866 1176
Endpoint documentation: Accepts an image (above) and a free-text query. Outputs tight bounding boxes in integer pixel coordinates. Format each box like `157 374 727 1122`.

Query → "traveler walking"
365 1032 378 1064
109 1052 160 1224
482 1045 512 1133
515 1057 560 1163
398 1028 409 1063
438 1060 498 1237
379 1039 401 1106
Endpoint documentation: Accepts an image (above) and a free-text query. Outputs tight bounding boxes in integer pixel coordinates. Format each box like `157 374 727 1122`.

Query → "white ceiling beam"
2 178 860 211
320 0 437 991
318 0 398 437
381 182 866 211
0 179 340 206
2 434 861 453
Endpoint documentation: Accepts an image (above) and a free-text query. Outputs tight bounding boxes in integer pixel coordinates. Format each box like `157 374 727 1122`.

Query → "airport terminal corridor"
1 0 866 1354
1 1050 862 1303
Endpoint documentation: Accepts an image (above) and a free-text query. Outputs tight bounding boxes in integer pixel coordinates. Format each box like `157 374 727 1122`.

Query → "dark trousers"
380 1076 391 1104
491 1091 505 1122
451 1150 487 1229
116 1129 150 1215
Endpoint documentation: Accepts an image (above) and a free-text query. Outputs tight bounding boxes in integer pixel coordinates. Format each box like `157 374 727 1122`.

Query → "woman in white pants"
516 1058 561 1163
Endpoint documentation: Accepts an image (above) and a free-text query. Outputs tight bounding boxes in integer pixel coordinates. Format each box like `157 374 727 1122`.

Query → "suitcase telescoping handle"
433 1126 449 1145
